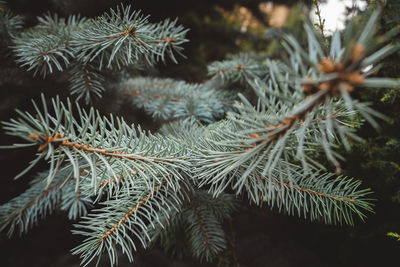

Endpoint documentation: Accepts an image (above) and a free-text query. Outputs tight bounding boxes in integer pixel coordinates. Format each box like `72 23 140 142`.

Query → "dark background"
1 0 399 266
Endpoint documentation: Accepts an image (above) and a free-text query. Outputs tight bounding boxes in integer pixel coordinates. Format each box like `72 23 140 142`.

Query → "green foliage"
11 4 188 103
0 165 91 236
151 190 240 262
387 232 400 241
121 77 235 123
0 1 23 46
1 3 399 267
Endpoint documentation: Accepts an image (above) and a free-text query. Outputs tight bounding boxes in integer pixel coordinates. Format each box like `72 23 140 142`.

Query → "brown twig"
28 132 180 163
189 202 210 247
99 180 167 243
39 42 70 57
312 0 329 56
7 176 73 223
106 25 136 40
248 51 365 145
258 175 357 204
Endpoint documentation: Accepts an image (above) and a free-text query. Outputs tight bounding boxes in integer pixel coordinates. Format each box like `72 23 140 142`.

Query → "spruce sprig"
1 5 399 267
11 4 189 103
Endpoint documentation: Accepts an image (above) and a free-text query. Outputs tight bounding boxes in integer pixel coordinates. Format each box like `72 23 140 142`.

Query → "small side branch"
98 180 167 243
28 132 180 162
39 42 70 57
7 177 73 223
106 25 136 40
258 176 357 204
190 203 210 247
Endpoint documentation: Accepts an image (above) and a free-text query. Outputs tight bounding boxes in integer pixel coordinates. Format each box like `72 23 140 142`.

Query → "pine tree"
0 2 399 266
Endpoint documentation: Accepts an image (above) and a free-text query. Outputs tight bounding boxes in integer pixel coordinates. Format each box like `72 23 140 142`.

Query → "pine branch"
147 18 189 64
2 95 189 195
0 2 23 43
148 188 239 261
68 63 105 104
254 171 373 225
1 7 399 267
208 53 267 84
184 199 227 262
12 14 85 77
71 176 185 266
10 4 188 101
312 0 328 55
194 10 399 191
0 166 91 235
72 5 188 69
121 77 235 122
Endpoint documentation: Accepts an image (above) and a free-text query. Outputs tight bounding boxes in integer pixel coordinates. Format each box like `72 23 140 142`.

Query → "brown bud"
283 118 294 125
54 133 64 139
37 143 48 152
163 37 177 43
319 82 330 91
302 83 314 94
249 133 260 139
335 61 344 72
235 64 245 70
351 44 366 62
318 58 335 73
345 72 364 85
339 82 354 93
28 132 41 141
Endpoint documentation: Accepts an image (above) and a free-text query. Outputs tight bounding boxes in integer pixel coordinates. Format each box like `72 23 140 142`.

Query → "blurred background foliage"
0 0 399 266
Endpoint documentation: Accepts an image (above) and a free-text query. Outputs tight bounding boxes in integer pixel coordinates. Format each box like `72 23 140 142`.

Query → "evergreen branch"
7 177 72 224
254 171 374 225
71 176 184 266
189 202 210 248
36 13 87 32
98 180 168 244
148 189 239 261
72 5 151 68
192 102 370 225
192 190 239 221
149 18 189 63
149 208 185 257
158 120 212 148
1 6 399 266
312 0 328 55
61 169 92 220
121 77 235 122
13 35 74 77
195 11 399 190
27 131 180 163
12 14 85 77
68 63 105 104
0 166 91 235
183 200 227 262
72 5 188 69
193 97 346 190
208 53 266 84
98 169 143 187
2 95 189 195
0 4 23 41
9 5 188 101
